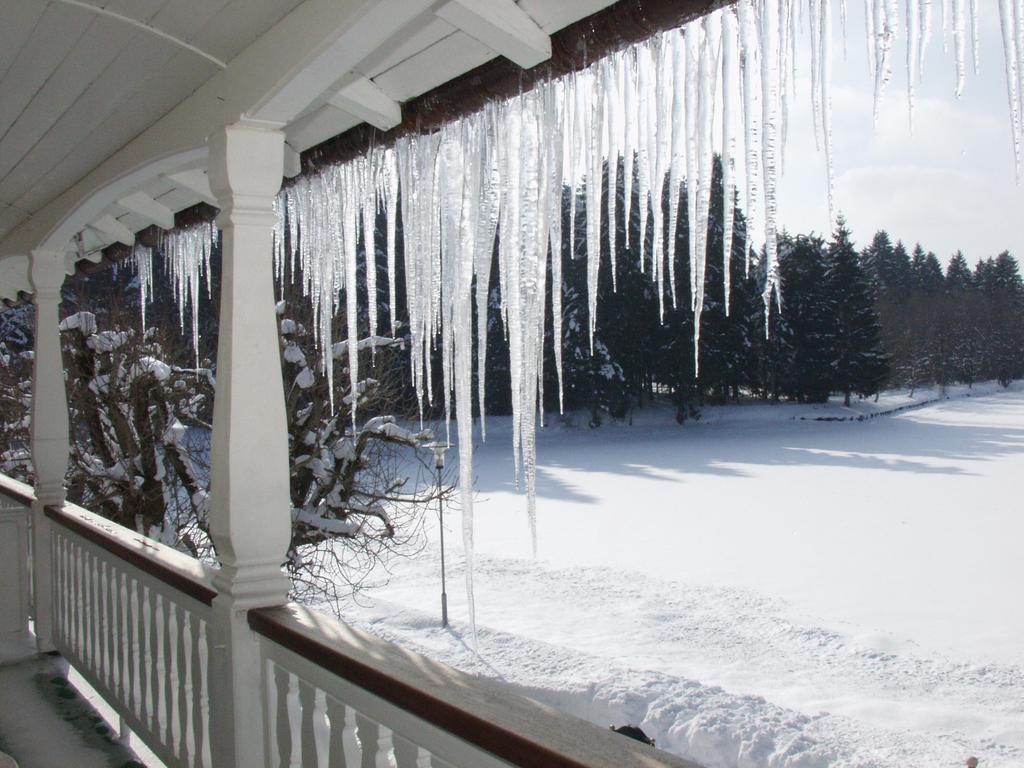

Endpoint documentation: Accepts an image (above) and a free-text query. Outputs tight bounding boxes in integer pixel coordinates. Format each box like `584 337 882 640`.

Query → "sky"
771 1 1023 266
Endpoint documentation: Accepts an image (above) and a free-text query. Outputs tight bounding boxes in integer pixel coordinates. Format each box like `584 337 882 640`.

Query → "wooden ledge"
250 604 700 768
45 504 216 606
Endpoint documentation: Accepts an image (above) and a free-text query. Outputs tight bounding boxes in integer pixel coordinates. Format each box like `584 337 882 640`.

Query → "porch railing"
0 477 699 768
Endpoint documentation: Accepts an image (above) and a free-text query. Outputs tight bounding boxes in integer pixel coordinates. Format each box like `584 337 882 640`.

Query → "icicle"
498 100 524 492
651 37 671 319
685 22 700 312
865 0 878 80
605 56 621 292
452 115 480 640
622 49 637 250
385 150 399 336
780 0 795 166
809 0 824 151
667 29 686 309
761 0 783 326
693 12 722 375
162 221 214 368
586 66 605 353
908 0 921 128
922 0 934 71
722 10 738 315
738 0 762 274
475 107 500 438
999 0 1023 181
969 0 979 74
953 0 967 96
343 165 360 427
943 0 952 53
822 0 836 225
1017 0 1024 172
132 244 154 334
361 155 378 351
872 0 898 123
636 45 652 270
841 0 849 58
544 84 566 414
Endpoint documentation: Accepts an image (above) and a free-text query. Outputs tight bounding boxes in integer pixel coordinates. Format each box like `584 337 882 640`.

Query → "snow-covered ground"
337 382 1024 768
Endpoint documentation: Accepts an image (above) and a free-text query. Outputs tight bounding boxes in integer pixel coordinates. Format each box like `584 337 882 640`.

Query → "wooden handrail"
250 604 700 768
45 504 217 605
0 474 35 507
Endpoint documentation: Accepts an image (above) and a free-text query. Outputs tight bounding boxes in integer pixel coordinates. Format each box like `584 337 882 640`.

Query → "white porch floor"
0 635 146 768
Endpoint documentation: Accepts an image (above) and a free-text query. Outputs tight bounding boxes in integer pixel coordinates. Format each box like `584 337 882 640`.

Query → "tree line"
480 160 1024 423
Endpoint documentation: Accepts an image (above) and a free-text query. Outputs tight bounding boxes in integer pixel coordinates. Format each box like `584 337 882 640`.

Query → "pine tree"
827 217 888 405
776 233 834 403
910 246 945 293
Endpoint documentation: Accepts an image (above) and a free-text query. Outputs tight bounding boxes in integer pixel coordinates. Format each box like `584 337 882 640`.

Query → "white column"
206 121 289 768
29 249 70 653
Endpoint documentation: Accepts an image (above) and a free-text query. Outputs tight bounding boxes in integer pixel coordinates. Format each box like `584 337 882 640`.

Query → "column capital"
29 249 67 298
208 121 285 228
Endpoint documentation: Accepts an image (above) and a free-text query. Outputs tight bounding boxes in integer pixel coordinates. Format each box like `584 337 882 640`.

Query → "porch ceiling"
0 0 305 245
0 0 619 299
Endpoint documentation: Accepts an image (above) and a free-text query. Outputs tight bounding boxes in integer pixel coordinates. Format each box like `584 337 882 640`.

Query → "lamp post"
431 443 449 628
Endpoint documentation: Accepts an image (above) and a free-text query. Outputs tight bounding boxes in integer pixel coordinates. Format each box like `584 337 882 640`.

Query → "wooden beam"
165 170 217 206
87 214 134 247
328 76 401 131
285 104 360 154
435 0 551 69
116 191 174 230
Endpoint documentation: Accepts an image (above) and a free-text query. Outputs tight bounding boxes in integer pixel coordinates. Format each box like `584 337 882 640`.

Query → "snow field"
339 386 1024 767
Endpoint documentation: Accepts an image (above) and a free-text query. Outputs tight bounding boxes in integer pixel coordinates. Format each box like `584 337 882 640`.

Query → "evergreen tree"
911 246 945 293
945 251 973 290
775 233 834 402
827 217 888 405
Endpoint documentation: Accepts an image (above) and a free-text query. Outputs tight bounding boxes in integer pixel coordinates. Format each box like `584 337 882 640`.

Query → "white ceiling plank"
117 191 175 230
0 2 48 83
358 17 456 79
189 0 306 66
146 0 234 57
88 214 135 246
154 187 207 215
374 30 496 104
102 0 170 25
0 4 93 138
328 76 401 131
165 169 217 206
285 104 361 154
0 15 136 182
435 0 550 69
0 33 184 211
9 50 216 216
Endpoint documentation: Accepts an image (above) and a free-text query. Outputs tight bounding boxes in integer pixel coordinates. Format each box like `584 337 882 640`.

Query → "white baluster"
391 734 420 768
131 579 143 719
177 604 189 761
326 698 361 768
286 672 302 768
298 679 318 767
199 620 212 768
312 689 330 768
